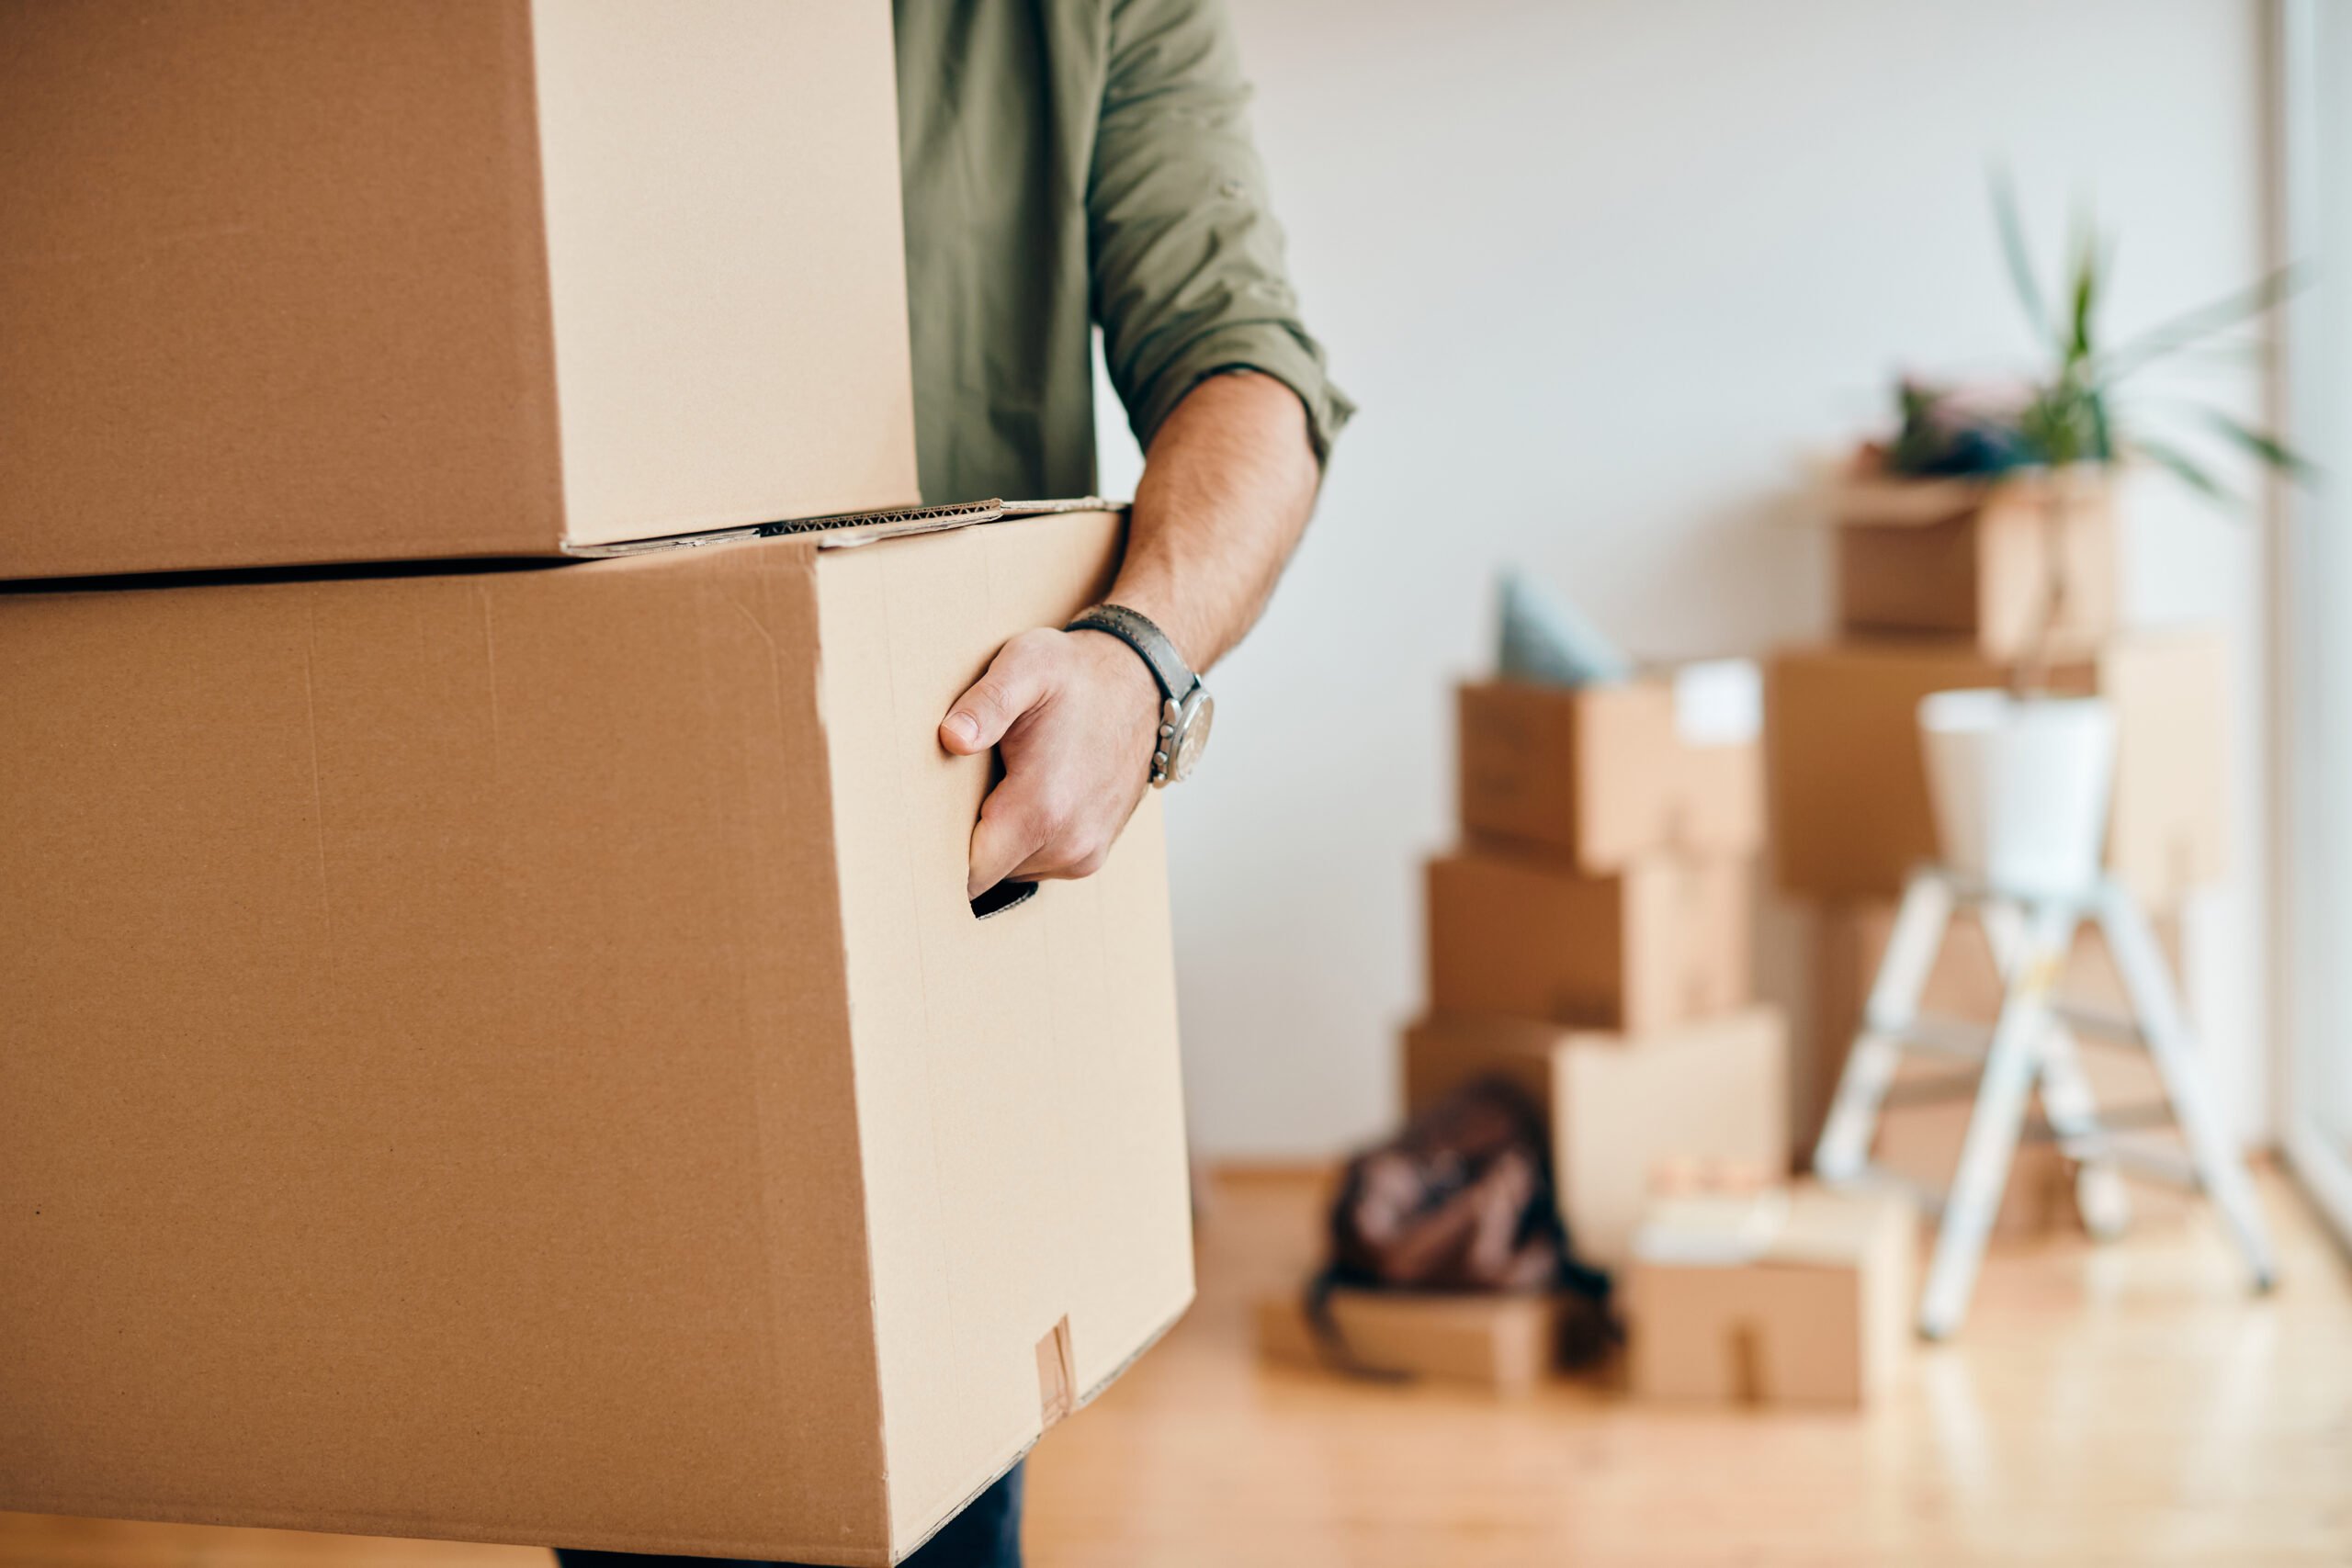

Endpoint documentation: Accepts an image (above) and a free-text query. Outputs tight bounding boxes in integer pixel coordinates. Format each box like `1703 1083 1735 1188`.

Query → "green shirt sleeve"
1088 0 1354 466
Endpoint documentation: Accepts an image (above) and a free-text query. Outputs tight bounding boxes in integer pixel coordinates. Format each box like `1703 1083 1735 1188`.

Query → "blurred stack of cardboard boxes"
1410 661 1789 1269
1769 471 2223 1230
1259 658 1792 1393
2 8 1191 1562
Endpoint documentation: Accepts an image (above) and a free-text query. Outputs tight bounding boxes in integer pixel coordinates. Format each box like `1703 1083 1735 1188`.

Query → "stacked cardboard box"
1406 663 1791 1271
1254 1289 1579 1397
1261 665 1787 1392
1770 468 2225 1229
1626 1182 1915 1408
2 10 1189 1565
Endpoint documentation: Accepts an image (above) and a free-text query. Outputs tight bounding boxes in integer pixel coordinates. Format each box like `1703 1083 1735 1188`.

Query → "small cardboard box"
1402 1009 1790 1267
1 1 919 580
1809 903 2194 1234
1455 665 1762 870
1832 469 2116 657
1767 630 2226 907
1426 848 1751 1033
1626 1184 1915 1407
1254 1289 1571 1396
0 508 1190 1566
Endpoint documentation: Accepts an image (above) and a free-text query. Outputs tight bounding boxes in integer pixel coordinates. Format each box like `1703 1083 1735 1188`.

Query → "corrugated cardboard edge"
563 497 1128 560
731 538 898 1564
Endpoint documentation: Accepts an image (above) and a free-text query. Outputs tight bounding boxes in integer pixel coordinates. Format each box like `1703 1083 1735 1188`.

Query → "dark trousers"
552 1462 1023 1568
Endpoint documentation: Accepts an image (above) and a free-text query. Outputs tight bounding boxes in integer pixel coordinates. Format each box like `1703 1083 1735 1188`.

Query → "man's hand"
941 371 1319 898
941 627 1162 898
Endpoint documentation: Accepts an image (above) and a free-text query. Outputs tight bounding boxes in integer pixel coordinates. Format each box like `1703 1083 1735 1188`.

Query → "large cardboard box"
1253 1288 1574 1396
1833 470 2115 657
1426 849 1751 1033
1402 1009 1789 1267
1808 903 2193 1234
1625 1184 1914 1408
1767 631 2226 906
0 509 1191 1565
1 0 919 580
1455 668 1761 869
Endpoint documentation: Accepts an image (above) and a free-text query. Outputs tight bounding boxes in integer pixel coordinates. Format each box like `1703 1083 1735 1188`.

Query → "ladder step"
1817 1164 1946 1220
1863 1012 1992 1061
2050 1132 2202 1189
2050 1003 2148 1047
1879 1071 1983 1109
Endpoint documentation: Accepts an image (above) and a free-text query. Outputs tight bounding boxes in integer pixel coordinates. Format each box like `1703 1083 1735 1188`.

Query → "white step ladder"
1813 866 2278 1339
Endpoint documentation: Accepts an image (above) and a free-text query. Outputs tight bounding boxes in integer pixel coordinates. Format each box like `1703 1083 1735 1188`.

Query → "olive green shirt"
893 0 1352 503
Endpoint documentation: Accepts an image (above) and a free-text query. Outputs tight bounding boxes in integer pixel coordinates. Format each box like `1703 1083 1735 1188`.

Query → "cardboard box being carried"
1831 468 2115 658
1254 1288 1575 1397
1808 903 2194 1234
1454 663 1762 870
1402 1009 1789 1267
1426 849 1751 1034
1767 630 2225 907
0 507 1191 1566
0 0 918 580
1626 1184 1915 1408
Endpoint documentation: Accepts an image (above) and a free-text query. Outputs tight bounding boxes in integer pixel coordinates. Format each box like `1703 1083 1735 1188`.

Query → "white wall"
1097 0 2278 1159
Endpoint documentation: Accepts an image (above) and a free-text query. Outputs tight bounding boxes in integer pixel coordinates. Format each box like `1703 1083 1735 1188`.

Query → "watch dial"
1170 692 1214 782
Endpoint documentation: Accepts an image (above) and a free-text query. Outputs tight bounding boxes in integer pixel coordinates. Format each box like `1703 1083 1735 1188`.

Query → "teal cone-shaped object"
1496 567 1632 688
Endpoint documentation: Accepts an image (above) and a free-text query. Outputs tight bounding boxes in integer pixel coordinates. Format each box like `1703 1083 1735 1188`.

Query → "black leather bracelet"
1064 604 1197 702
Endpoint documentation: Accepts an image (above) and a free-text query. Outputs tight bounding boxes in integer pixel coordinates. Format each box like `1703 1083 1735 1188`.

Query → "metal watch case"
1153 686 1215 787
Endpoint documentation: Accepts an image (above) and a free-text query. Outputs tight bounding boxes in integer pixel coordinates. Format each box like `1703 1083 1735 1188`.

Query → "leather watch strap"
1064 604 1196 701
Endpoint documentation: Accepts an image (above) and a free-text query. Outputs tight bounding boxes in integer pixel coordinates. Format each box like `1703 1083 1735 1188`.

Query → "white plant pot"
1917 689 2118 897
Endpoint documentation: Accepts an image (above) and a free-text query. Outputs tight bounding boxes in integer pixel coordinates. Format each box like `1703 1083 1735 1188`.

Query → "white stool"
1813 866 2278 1338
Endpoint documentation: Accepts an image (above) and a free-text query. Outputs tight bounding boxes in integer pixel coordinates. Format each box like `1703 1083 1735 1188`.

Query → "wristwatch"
1065 604 1214 787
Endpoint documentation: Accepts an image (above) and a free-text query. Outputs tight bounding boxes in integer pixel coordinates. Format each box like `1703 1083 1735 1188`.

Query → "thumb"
941 634 1056 755
967 775 1048 900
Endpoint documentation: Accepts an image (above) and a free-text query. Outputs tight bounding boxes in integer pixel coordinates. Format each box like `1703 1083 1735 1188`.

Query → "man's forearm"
1098 370 1323 671
939 369 1321 895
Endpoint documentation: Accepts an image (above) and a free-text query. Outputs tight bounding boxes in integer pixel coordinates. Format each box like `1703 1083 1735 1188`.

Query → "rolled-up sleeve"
1088 0 1354 465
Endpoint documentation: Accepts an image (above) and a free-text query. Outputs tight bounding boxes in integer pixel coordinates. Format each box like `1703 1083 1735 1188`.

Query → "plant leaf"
1990 164 2052 349
2096 265 2310 383
2067 205 2100 363
2201 407 2320 483
2132 434 2238 508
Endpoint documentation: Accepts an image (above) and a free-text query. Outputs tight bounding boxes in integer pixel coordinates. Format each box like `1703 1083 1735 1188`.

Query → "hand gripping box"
0 507 1191 1566
0 0 919 580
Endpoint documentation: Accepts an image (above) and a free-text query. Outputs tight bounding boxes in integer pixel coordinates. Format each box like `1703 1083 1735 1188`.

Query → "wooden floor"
6 1167 2348 1567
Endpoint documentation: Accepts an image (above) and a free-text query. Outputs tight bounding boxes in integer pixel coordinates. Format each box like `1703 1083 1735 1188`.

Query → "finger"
941 635 1056 755
967 779 1052 899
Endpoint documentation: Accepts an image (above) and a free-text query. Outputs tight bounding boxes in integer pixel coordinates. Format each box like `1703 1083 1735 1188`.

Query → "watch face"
1169 690 1214 783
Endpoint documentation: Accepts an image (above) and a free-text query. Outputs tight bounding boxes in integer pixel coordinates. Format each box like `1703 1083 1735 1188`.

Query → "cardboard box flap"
1829 467 2106 527
1831 475 1993 525
1633 1191 1792 1267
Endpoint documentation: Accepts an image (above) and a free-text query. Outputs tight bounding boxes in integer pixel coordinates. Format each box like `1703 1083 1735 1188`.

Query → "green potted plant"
1874 175 2310 895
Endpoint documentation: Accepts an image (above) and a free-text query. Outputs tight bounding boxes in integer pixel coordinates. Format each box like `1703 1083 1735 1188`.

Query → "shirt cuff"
1127 321 1356 471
